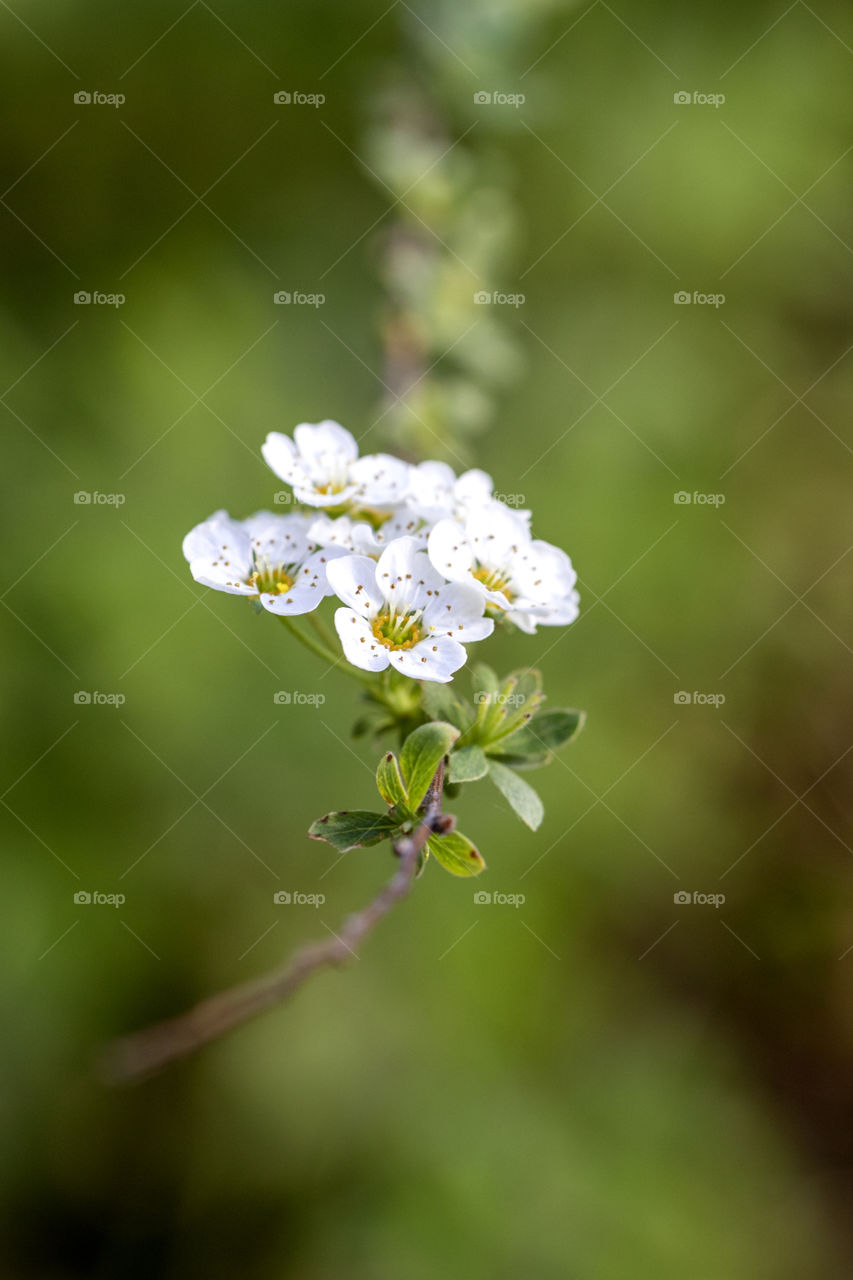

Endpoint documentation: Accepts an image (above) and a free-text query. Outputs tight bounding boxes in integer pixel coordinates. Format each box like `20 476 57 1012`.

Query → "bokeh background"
2 1 852 1275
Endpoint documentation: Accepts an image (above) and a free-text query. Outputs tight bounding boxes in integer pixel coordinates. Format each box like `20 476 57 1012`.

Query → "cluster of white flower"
183 421 579 682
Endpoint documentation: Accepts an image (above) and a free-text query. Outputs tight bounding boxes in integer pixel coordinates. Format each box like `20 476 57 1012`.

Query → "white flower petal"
350 453 411 506
292 480 361 509
325 556 384 617
188 560 256 595
427 520 476 584
182 512 245 564
293 420 358 466
243 511 313 566
455 468 494 507
423 583 494 642
388 634 467 683
375 537 443 611
261 433 300 484
334 608 390 672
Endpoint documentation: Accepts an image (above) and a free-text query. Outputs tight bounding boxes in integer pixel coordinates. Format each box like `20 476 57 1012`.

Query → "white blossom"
182 510 345 615
427 505 578 634
308 506 430 559
326 537 494 682
262 420 409 509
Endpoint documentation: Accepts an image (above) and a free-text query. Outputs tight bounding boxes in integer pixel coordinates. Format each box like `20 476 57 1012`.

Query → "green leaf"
308 810 399 852
421 682 473 732
427 829 486 877
508 667 543 707
447 744 489 783
487 761 544 830
376 751 408 806
400 720 460 809
490 709 585 763
470 662 499 700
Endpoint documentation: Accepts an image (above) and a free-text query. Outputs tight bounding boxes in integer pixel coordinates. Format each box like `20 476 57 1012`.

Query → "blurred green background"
2 1 852 1276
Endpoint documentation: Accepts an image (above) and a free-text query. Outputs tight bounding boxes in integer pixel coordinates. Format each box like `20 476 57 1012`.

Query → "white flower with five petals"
182 510 345 615
326 537 494 682
427 505 579 634
262 420 410 509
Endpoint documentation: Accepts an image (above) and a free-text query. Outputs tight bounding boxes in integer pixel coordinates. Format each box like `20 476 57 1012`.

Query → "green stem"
307 609 337 651
278 616 376 687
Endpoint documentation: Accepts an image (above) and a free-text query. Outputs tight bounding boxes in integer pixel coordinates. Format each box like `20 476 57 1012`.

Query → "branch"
98 761 449 1086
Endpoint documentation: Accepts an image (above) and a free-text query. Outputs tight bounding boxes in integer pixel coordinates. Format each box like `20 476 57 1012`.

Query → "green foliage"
486 760 544 831
427 829 486 877
308 810 400 853
376 751 408 805
399 720 460 808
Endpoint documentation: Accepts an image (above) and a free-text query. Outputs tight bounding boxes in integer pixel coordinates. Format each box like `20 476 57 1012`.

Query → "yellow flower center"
247 565 295 596
370 609 424 651
473 563 514 602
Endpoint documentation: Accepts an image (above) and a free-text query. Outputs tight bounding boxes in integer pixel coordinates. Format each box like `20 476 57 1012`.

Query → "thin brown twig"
98 761 449 1086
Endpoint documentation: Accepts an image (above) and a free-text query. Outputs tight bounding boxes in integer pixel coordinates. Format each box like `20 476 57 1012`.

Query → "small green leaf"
427 829 486 877
376 751 408 806
487 760 544 830
470 662 499 700
309 810 399 852
490 709 585 763
421 683 473 732
508 667 543 707
447 744 489 783
400 720 460 809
